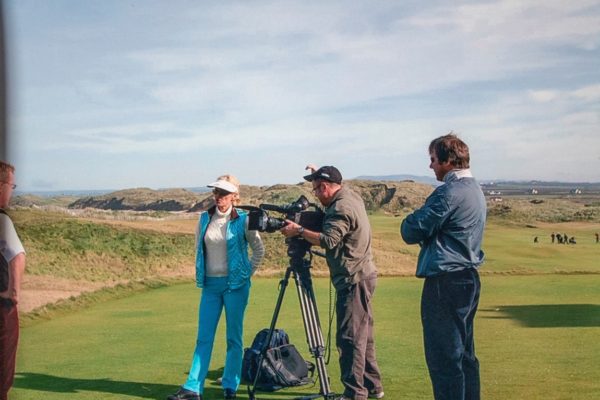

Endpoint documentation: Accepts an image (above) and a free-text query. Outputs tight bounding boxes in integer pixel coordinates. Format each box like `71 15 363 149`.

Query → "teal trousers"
183 277 250 394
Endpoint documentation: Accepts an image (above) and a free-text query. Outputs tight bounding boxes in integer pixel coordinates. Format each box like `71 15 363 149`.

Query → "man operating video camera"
280 166 384 400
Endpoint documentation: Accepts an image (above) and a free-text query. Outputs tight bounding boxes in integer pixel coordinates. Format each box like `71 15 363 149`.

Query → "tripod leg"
248 267 293 398
293 268 334 398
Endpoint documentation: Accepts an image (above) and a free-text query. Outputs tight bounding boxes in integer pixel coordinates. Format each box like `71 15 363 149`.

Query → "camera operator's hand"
280 220 322 246
280 220 302 238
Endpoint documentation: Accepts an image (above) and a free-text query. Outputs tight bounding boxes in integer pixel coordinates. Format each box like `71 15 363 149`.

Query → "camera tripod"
248 238 337 400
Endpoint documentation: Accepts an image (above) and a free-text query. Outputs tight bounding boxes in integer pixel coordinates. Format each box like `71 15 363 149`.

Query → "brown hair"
0 161 15 182
428 133 470 169
216 174 241 205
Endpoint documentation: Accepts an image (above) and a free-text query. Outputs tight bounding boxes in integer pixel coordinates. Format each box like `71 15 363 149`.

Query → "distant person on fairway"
595 232 599 243
167 175 264 400
0 161 26 400
281 165 385 400
401 134 486 400
551 232 555 243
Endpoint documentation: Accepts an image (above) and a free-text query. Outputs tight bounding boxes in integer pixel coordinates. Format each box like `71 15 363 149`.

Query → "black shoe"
224 388 236 399
368 390 385 399
166 387 202 400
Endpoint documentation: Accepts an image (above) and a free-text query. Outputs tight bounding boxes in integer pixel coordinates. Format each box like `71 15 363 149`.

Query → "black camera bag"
262 343 313 389
242 328 289 384
242 328 314 391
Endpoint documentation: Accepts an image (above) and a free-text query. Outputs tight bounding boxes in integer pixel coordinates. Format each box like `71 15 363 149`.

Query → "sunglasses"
212 188 232 196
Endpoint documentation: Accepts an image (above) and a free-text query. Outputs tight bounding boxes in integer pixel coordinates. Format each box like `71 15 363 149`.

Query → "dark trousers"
336 277 383 400
0 301 19 400
421 269 481 400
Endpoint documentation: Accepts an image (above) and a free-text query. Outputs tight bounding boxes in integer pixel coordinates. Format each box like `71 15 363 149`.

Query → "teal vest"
195 207 252 289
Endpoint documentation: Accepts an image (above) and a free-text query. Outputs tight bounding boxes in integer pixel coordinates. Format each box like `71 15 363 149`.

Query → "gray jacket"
319 186 377 289
401 170 486 278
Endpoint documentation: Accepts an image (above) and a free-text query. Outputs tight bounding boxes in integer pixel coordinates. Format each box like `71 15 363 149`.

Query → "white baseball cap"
207 179 238 193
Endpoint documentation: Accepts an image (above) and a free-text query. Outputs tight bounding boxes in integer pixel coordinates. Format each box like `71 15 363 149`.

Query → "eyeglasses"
212 188 232 196
1 182 16 190
311 183 323 194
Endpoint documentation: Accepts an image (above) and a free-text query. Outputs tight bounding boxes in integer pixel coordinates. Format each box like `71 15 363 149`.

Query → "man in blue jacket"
401 134 486 400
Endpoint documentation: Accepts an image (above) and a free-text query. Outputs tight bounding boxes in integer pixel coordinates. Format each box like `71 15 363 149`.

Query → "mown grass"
482 218 600 274
13 276 600 400
19 278 184 326
369 212 600 275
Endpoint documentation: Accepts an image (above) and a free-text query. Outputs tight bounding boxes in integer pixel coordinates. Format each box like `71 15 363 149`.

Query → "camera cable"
325 276 336 364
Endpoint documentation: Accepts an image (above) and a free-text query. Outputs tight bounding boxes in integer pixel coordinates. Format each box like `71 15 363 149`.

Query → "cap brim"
303 172 317 182
207 180 238 193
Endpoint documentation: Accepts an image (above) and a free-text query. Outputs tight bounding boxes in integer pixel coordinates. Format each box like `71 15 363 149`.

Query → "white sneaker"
368 391 384 399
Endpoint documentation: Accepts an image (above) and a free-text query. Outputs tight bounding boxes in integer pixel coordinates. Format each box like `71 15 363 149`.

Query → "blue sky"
4 0 600 191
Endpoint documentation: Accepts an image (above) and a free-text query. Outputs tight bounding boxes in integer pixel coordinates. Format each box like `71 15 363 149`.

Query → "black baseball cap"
303 166 343 184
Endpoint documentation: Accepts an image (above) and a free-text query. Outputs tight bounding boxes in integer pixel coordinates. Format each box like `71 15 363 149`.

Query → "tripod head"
285 235 313 271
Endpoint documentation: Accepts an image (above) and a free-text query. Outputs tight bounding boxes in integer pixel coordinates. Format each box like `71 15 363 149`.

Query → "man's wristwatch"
297 226 305 236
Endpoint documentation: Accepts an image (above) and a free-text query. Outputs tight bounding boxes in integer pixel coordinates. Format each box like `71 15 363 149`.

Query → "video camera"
242 195 324 234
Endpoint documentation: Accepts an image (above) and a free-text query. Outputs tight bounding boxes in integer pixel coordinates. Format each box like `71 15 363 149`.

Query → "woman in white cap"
168 175 264 400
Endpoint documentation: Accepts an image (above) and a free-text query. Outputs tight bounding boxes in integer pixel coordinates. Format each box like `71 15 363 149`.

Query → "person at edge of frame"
167 174 265 400
280 165 384 400
0 161 26 400
401 133 487 400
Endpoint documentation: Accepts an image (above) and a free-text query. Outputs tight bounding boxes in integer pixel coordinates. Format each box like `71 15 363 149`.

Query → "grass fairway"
13 275 600 400
369 213 600 274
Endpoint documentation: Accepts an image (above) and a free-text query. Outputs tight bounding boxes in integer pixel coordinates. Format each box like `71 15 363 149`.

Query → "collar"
326 186 344 207
444 169 473 183
207 205 240 219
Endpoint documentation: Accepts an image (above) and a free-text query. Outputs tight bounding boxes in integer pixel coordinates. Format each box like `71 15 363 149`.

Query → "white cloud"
528 84 600 104
572 84 600 101
529 90 560 103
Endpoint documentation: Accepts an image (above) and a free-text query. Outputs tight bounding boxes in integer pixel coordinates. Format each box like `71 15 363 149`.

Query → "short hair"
216 174 241 205
429 133 470 169
0 161 15 182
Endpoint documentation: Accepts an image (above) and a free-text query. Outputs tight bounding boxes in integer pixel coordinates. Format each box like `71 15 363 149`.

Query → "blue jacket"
195 206 252 289
401 171 486 277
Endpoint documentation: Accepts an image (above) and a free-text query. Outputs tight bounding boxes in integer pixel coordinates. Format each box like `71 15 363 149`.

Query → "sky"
3 0 600 191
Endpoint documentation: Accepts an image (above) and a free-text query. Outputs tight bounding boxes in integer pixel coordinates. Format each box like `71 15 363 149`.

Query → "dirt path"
19 266 196 314
19 275 109 313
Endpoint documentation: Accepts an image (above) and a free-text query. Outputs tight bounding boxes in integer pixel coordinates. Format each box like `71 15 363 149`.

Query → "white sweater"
197 206 265 277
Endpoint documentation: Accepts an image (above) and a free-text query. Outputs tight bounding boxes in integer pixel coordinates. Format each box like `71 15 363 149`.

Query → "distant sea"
16 187 212 197
15 189 115 197
354 174 440 186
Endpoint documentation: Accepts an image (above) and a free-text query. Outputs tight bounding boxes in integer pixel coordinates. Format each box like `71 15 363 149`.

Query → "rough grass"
10 208 600 289
11 209 195 282
487 197 600 223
